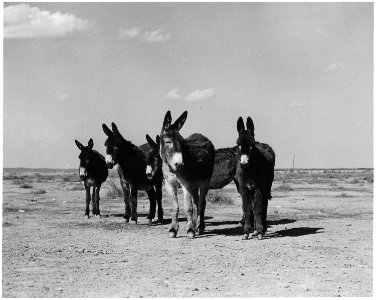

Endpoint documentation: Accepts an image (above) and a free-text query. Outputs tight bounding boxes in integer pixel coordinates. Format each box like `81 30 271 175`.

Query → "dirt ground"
2 168 373 297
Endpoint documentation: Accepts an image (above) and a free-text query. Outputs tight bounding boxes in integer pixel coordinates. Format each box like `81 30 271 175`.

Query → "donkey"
159 111 215 239
102 123 163 224
235 116 275 240
75 138 108 218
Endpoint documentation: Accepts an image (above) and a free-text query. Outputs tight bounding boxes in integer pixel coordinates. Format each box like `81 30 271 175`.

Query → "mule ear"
246 117 254 136
237 117 245 134
102 124 113 137
156 135 160 146
75 140 84 150
172 111 188 131
162 111 172 131
88 138 94 149
146 134 157 148
111 122 124 139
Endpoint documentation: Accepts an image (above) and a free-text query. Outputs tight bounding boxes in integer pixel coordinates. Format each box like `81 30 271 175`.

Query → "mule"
235 116 275 240
75 138 108 218
159 111 215 239
102 123 163 224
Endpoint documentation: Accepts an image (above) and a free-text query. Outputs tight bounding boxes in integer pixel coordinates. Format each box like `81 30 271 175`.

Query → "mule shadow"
265 227 324 239
267 218 296 226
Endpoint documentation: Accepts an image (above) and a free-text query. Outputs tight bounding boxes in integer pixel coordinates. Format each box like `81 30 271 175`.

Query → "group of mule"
75 111 275 240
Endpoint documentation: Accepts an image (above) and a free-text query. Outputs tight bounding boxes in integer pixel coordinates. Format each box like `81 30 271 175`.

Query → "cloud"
4 4 90 39
119 27 170 43
185 89 216 102
143 29 170 43
325 62 342 72
166 88 182 100
119 27 141 40
289 102 304 108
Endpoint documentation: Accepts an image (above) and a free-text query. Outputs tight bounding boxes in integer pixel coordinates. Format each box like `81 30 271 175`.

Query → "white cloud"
325 62 342 72
143 29 170 43
166 88 182 100
185 89 216 102
119 27 170 43
4 4 90 39
119 27 141 40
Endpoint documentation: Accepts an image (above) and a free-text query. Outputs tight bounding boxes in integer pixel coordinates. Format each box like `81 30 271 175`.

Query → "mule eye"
238 146 241 150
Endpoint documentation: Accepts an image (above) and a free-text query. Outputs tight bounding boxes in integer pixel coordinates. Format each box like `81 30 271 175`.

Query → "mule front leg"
129 187 138 224
84 186 91 218
251 189 265 240
95 186 101 218
91 188 96 216
120 181 131 221
240 187 253 240
156 183 164 223
197 184 209 235
146 188 157 225
182 186 195 239
165 181 179 237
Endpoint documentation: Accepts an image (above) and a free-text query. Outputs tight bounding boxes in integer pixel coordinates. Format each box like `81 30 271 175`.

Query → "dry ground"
2 168 373 297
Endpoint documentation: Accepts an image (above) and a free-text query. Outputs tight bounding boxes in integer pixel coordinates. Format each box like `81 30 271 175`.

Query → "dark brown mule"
235 117 275 240
75 138 108 218
102 123 163 224
159 111 215 239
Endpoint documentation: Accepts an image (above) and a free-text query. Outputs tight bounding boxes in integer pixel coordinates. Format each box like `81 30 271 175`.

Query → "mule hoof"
146 218 152 226
242 234 249 240
251 230 259 236
95 214 101 219
257 234 263 240
187 230 195 239
129 220 137 225
84 215 89 219
169 230 177 238
197 228 205 236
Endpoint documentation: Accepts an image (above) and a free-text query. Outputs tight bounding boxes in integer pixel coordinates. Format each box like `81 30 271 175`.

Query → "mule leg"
95 186 101 218
120 180 131 222
156 183 164 223
182 186 195 239
129 187 138 224
197 184 209 235
85 186 91 218
146 188 157 225
262 192 269 234
191 189 199 233
252 189 264 239
165 181 179 237
240 187 253 239
91 188 96 216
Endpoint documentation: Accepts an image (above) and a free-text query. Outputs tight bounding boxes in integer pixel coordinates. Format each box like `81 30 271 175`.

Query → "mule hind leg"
197 182 209 235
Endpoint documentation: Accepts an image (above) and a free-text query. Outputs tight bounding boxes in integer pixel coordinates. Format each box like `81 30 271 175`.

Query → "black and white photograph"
3 2 373 297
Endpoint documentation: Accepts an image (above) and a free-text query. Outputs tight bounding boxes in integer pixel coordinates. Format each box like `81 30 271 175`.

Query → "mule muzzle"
105 155 115 169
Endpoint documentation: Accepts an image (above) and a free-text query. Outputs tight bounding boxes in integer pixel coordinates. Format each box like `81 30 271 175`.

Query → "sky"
3 2 373 169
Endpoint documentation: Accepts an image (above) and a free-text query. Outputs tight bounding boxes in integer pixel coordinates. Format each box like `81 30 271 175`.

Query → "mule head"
236 116 256 168
102 123 125 169
159 110 188 172
75 138 95 180
145 134 162 180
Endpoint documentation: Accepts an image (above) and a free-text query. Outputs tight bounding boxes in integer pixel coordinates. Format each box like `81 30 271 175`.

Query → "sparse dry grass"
105 179 123 199
274 184 293 192
207 190 234 205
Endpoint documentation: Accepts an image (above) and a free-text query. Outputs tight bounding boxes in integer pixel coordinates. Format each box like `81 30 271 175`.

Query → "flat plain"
2 168 373 297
